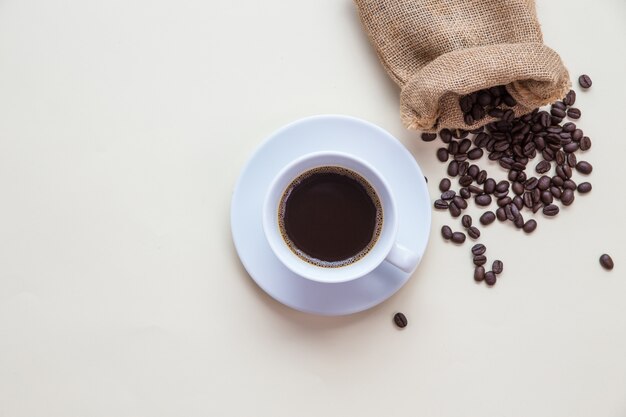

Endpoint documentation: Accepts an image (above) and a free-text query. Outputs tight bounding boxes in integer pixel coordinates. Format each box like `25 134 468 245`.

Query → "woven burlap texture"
354 0 570 132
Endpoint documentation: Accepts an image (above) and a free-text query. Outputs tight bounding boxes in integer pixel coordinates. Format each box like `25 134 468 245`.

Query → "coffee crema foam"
277 166 383 268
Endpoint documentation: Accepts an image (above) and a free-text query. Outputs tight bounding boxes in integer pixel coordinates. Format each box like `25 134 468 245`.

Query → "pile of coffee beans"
429 77 599 285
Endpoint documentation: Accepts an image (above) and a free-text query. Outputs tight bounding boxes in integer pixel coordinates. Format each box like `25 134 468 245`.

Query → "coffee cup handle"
385 243 420 273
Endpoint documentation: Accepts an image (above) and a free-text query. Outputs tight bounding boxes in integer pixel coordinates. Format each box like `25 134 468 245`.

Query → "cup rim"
262 150 398 284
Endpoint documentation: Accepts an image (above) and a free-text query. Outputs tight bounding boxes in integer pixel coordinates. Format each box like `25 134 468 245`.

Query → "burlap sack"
354 0 570 132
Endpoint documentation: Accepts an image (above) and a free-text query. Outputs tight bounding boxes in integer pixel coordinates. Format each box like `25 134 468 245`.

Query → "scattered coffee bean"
447 160 459 176
439 178 451 192
543 204 559 217
421 132 437 142
522 219 537 233
468 226 480 240
536 160 551 174
393 312 408 328
484 271 496 286
449 202 462 217
563 89 576 106
474 266 485 282
462 215 472 228
441 190 456 200
451 231 466 244
471 243 486 256
479 211 496 225
576 161 593 174
566 107 581 119
468 148 484 160
578 74 592 89
475 194 492 206
496 207 507 221
441 225 453 240
561 189 575 206
434 199 449 209
577 182 592 193
484 178 496 194
459 187 471 199
579 136 592 151
473 255 487 266
599 254 614 270
492 260 503 275
437 148 449 162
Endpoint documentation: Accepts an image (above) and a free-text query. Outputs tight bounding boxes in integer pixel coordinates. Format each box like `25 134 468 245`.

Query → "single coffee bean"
513 195 524 210
471 243 486 256
447 160 459 176
459 175 473 187
579 136 592 151
541 190 553 205
514 214 525 229
599 254 614 270
543 204 559 216
523 191 533 208
439 178 451 192
536 160 551 174
468 226 480 240
562 122 576 133
449 202 462 217
576 161 593 175
475 194 492 206
567 107 581 119
492 260 503 275
525 177 539 190
561 188 575 206
451 231 466 244
434 199 449 209
537 175 551 190
459 139 472 154
496 196 512 207
509 203 520 220
393 312 408 328
460 95 473 113
459 161 469 176
468 185 483 194
474 266 485 282
563 179 577 190
550 186 562 199
572 129 583 141
467 148 484 160
437 148 449 162
421 132 437 142
532 202 543 213
551 176 564 187
439 129 452 143
468 165 480 178
550 107 566 118
484 178 496 194
555 150 566 166
453 196 468 209
552 101 566 110
523 219 537 233
480 211 496 225
459 187 471 199
441 190 456 200
473 254 487 266
577 182 592 193
508 170 519 181
448 141 459 155
495 180 510 193
563 89 576 106
477 91 492 106
531 188 541 204
484 271 496 286
476 170 488 184
566 153 577 167
496 207 507 221
461 215 472 228
512 181 524 195
441 225 453 240
578 74 592 89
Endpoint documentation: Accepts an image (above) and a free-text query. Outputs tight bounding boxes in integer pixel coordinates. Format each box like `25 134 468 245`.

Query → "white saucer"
231 115 431 315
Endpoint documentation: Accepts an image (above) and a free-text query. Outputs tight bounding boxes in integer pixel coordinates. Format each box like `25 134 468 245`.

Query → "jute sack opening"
354 0 571 132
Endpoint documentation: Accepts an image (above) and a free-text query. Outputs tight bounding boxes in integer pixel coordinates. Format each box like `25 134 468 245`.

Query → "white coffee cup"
263 151 420 284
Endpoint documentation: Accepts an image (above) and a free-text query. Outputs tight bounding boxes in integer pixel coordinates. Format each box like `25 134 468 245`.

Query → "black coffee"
278 167 382 267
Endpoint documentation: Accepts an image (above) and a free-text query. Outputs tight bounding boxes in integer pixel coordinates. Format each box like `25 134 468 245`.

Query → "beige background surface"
1 0 625 416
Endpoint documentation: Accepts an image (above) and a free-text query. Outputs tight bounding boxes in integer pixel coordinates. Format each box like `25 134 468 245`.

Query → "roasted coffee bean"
459 175 473 187
437 148 449 162
474 266 485 282
541 190 553 205
512 181 524 195
495 180 510 193
393 312 408 328
479 211 496 225
508 170 519 181
577 182 592 193
471 243 486 256
496 207 507 221
493 189 509 199
449 202 462 217
459 187 471 199
578 74 592 89
451 231 466 244
439 129 452 143
551 115 563 125
550 107 566 118
460 95 473 113
421 133 437 142
476 170 487 184
599 254 614 270
550 186 562 199
473 254 487 266
563 89 576 106
562 122 576 133
468 148 484 160
484 271 497 286
447 160 459 176
556 165 571 180
525 177 538 190
563 180 577 190
448 141 459 155
579 136 592 151
543 204 560 216
537 175 551 190
503 94 517 107
552 176 564 187
561 188 575 206
468 226 480 240
536 160 551 174
576 161 593 174
477 91 492 106
532 202 543 213
475 194 492 206
468 185 483 194
439 178 451 192
464 113 475 125
566 152 577 166
497 196 512 207
453 196 468 209
441 225 453 240
461 215 472 228
509 203 520 219
513 195 524 210
567 107 581 119
531 188 541 204
523 219 537 233
504 204 514 221
555 150 566 166
552 101 566 111
523 191 533 208
434 199 449 209
441 190 456 200
484 178 496 194
459 139 472 154
468 164 480 178
492 260 503 275
514 215 525 229
572 129 583 141
459 162 470 176
474 132 489 147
